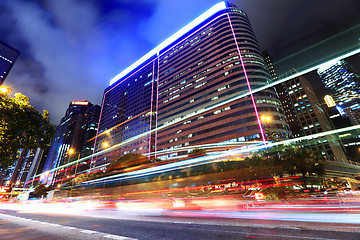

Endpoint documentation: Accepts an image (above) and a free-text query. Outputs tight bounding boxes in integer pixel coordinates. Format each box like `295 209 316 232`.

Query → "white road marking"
80 229 98 234
47 223 61 227
0 212 138 240
64 226 77 230
103 234 138 240
278 224 301 230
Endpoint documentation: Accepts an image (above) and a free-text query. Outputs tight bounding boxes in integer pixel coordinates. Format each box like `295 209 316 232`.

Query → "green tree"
246 154 270 179
106 153 149 172
30 183 51 198
188 147 206 158
246 145 288 180
0 90 55 167
285 147 325 187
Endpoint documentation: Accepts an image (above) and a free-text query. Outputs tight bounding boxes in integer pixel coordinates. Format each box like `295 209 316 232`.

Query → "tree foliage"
106 153 150 172
285 147 325 178
30 183 51 198
0 91 55 167
188 147 206 158
246 146 325 181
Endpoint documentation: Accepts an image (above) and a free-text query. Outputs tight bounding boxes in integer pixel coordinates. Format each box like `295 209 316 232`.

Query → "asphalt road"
1 209 360 240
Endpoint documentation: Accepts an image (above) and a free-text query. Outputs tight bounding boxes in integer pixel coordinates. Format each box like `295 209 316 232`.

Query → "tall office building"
43 101 100 185
275 75 348 162
0 162 17 186
262 50 278 81
0 41 20 85
93 2 290 168
10 148 48 188
317 60 360 125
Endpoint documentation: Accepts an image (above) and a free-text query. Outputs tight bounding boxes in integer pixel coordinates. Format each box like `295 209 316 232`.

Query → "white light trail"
34 47 360 180
81 124 360 186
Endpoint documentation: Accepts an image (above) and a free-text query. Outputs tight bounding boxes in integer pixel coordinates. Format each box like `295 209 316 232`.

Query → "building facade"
275 75 348 162
93 2 290 168
0 41 20 85
43 101 100 185
262 50 278 81
9 148 48 188
317 60 360 125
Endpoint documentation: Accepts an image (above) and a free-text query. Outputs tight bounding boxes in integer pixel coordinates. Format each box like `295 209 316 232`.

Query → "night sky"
1 0 360 124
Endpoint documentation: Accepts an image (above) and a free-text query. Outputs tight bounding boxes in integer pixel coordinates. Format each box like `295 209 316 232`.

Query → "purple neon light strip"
226 14 267 144
96 15 217 163
155 54 160 158
149 61 155 156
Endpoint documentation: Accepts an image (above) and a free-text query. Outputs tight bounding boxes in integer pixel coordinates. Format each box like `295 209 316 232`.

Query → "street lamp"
68 148 75 155
0 86 12 95
261 115 272 141
261 115 271 131
103 142 109 148
68 148 81 176
261 115 271 123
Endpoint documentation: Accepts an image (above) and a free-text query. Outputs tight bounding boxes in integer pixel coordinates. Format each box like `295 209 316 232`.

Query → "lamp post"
261 115 271 127
61 148 76 187
68 148 82 176
261 116 271 141
68 148 74 176
74 152 81 177
0 86 12 95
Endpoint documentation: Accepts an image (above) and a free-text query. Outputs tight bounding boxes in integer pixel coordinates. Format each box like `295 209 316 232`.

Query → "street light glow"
261 116 271 122
0 86 12 94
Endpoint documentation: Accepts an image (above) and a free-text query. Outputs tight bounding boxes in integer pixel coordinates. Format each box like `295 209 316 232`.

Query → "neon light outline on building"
109 2 227 86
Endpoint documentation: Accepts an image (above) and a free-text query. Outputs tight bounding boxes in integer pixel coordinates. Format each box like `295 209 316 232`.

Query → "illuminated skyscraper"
10 148 48 188
0 41 20 85
262 50 278 81
317 60 360 125
93 2 290 168
275 75 348 162
43 101 100 185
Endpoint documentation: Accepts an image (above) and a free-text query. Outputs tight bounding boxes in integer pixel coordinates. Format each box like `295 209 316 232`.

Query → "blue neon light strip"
109 2 227 86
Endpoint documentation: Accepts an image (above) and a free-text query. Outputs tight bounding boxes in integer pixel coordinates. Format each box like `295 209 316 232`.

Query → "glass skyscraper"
93 2 290 168
43 101 100 185
0 41 19 85
317 60 360 125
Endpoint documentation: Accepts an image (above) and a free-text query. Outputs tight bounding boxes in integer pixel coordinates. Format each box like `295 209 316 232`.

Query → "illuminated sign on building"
324 95 336 107
71 101 89 105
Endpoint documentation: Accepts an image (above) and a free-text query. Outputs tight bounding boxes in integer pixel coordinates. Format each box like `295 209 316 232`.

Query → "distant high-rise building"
0 41 20 85
0 161 17 186
275 75 348 162
262 50 278 81
10 148 48 188
92 2 290 169
43 101 100 185
317 60 360 125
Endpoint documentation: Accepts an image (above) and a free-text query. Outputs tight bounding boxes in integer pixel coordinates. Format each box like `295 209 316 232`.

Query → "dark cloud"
1 0 360 124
